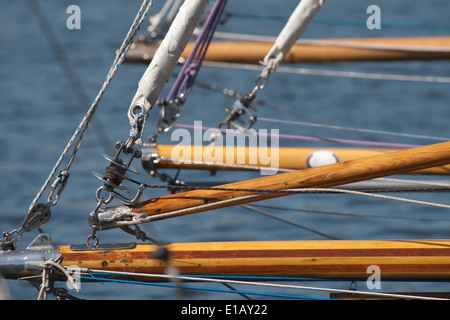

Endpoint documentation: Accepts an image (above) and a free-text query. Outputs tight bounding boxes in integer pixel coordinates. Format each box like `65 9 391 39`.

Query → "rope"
166 0 227 102
127 177 450 194
81 274 333 300
173 123 421 149
29 0 155 212
108 186 450 227
257 117 450 143
44 261 80 292
26 0 111 152
80 274 331 300
376 177 450 189
248 203 450 223
202 60 450 84
241 204 339 240
192 78 448 144
225 12 450 31
151 0 227 138
83 270 448 300
313 188 450 209
37 260 80 300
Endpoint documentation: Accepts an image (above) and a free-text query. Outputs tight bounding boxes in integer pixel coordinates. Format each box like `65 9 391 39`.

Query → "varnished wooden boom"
131 141 450 220
125 37 450 64
150 145 450 175
60 240 450 281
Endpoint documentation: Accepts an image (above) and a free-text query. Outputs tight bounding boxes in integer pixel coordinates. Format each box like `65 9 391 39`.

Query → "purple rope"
167 0 227 102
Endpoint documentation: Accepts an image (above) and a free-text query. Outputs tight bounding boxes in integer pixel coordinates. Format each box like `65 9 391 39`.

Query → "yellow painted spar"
60 239 450 281
125 37 450 64
148 144 450 175
130 141 450 220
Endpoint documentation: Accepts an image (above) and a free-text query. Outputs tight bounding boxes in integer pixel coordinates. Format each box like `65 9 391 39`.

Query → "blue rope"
80 274 336 300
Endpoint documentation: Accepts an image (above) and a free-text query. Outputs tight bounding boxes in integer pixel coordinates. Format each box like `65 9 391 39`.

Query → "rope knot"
103 158 127 188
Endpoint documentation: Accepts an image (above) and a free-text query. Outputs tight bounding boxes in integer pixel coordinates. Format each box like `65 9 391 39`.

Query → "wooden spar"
145 144 450 175
125 36 450 64
59 239 450 281
102 141 450 222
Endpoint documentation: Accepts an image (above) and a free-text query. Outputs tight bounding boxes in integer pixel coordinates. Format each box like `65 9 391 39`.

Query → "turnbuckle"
218 94 257 132
92 141 145 206
91 104 148 207
89 139 147 245
88 104 150 244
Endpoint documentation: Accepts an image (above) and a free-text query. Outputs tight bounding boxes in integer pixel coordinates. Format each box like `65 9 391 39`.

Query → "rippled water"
1 0 449 299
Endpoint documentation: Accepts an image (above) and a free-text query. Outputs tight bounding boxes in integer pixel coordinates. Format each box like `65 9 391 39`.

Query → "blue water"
1 0 450 300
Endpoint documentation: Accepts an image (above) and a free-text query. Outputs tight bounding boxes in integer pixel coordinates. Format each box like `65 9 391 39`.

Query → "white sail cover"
128 0 210 124
261 0 325 77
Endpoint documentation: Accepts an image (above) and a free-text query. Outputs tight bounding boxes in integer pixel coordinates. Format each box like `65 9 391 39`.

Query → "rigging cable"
29 0 154 210
203 60 450 84
217 0 325 131
192 77 450 143
98 185 450 229
87 0 212 245
150 0 228 141
80 273 334 300
82 269 448 300
223 11 450 31
257 117 450 143
249 202 450 223
173 122 422 149
0 0 155 250
241 204 339 240
26 0 111 152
